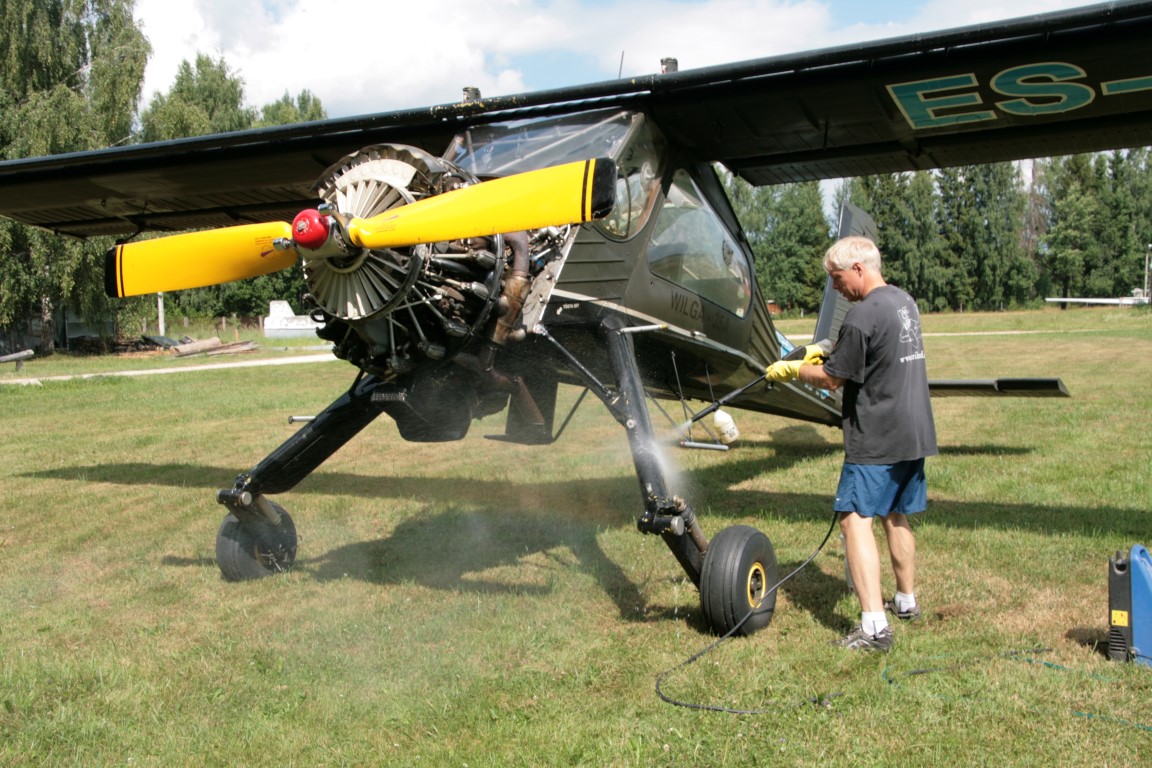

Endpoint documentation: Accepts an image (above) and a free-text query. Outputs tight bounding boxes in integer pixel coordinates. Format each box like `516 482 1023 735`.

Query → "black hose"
655 507 841 714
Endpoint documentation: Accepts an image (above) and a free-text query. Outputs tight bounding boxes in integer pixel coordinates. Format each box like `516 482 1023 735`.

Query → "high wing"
0 1 1149 238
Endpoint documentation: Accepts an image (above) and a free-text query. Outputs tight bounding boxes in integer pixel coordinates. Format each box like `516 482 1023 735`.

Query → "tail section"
812 202 877 345
824 203 1069 399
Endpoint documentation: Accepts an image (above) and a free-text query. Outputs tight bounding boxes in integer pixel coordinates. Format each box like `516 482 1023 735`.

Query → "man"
766 236 937 652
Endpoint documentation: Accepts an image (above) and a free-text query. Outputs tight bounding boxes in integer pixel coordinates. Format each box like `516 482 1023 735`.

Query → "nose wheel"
699 525 777 636
215 505 298 581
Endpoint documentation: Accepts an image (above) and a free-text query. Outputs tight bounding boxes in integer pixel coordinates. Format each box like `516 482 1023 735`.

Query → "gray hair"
824 236 881 273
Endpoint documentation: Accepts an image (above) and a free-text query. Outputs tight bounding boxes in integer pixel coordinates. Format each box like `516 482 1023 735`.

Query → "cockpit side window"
595 120 662 240
648 169 752 318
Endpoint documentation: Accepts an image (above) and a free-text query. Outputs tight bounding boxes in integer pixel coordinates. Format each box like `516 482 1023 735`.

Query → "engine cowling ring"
305 144 504 374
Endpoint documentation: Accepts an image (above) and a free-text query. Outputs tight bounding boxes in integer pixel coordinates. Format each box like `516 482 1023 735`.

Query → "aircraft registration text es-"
889 61 1152 130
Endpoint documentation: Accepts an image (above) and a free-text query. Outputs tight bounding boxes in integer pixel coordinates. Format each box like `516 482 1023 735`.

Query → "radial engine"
301 144 572 440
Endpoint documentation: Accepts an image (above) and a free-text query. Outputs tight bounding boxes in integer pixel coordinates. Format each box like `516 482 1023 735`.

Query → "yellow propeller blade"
347 157 616 249
104 157 616 298
105 222 297 298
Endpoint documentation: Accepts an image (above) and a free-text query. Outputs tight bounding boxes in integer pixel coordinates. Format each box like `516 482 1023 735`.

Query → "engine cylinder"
304 144 504 377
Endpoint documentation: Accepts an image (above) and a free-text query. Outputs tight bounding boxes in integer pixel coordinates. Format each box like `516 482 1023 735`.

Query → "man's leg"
841 511 882 613
882 512 916 595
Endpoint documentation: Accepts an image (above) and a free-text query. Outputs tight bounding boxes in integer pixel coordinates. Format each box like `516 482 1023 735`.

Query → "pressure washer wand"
676 373 767 433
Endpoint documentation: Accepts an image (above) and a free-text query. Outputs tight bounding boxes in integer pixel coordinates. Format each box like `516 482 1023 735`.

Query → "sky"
132 0 1106 120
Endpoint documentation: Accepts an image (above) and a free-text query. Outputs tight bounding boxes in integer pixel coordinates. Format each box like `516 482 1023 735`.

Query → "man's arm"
798 364 845 391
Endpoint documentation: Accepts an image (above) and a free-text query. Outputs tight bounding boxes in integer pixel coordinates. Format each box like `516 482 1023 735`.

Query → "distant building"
1 307 114 354
263 301 322 338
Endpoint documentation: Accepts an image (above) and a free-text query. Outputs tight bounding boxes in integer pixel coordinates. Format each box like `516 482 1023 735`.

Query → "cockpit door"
624 164 755 351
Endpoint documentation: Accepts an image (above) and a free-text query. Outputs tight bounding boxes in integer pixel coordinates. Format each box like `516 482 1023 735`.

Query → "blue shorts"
833 459 927 518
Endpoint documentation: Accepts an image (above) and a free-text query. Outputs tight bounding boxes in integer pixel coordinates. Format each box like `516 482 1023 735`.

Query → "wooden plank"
0 349 33 364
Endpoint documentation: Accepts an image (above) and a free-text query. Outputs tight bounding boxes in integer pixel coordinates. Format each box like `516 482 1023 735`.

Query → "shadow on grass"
1066 626 1112 659
778 557 856 634
303 506 652 620
26 426 1144 634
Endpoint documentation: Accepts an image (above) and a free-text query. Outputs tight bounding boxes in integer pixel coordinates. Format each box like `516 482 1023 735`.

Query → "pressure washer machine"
1108 545 1152 667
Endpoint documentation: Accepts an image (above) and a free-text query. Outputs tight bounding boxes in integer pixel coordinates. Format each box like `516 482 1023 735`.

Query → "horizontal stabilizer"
928 378 1070 397
1044 297 1149 306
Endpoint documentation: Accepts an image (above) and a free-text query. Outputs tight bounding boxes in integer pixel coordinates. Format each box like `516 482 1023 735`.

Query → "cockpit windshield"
445 110 643 178
445 109 664 241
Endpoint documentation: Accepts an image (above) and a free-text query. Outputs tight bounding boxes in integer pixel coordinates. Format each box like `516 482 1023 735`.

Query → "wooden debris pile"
169 336 258 358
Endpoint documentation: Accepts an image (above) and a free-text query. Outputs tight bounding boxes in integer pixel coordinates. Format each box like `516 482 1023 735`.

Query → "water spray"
675 373 767 449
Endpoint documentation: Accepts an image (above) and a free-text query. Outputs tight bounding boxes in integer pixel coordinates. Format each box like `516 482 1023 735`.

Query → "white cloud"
586 0 834 75
134 0 212 105
906 0 1101 29
133 0 1099 118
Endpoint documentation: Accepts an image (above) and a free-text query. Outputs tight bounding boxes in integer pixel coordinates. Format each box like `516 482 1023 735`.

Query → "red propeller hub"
292 208 330 250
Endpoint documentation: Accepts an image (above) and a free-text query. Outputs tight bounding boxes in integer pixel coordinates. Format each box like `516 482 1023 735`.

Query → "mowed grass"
1 306 1150 766
0 321 330 384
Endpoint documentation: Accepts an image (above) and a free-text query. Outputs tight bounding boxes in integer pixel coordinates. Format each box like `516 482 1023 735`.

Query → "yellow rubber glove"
781 339 832 365
765 359 803 382
801 343 829 366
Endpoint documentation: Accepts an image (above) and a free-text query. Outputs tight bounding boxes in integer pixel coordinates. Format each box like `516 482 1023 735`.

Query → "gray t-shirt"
822 285 938 464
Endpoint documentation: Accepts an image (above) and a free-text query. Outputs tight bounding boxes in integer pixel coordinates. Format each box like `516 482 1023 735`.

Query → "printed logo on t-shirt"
897 305 925 362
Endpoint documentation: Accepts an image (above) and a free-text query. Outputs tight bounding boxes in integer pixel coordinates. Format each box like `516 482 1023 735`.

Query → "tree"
725 175 831 312
1040 154 1105 299
762 182 833 312
139 54 255 142
1034 150 1152 302
849 174 913 280
1129 148 1152 297
0 0 149 352
937 163 1029 310
256 90 326 128
1100 149 1152 296
137 58 326 320
902 173 953 311
1020 159 1049 299
847 172 952 310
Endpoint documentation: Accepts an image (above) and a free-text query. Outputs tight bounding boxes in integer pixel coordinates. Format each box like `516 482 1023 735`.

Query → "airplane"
0 1 1149 637
1045 291 1149 306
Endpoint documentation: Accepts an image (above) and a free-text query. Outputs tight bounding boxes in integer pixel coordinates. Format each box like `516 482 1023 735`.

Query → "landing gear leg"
601 318 777 635
213 373 389 581
602 318 709 583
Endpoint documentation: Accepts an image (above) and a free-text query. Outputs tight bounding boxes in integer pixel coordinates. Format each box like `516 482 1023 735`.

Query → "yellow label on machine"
1112 609 1130 627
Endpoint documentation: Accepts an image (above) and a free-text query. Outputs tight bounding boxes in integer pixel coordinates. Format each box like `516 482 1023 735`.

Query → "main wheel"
699 525 778 636
216 505 298 582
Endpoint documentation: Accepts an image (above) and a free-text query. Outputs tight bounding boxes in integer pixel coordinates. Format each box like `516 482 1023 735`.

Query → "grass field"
1 307 1150 766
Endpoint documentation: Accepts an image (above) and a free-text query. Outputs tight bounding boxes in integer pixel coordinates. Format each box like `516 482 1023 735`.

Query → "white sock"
862 611 888 636
895 591 917 612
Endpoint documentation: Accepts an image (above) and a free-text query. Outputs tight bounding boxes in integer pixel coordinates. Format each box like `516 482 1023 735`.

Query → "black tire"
215 505 298 582
699 525 777 636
